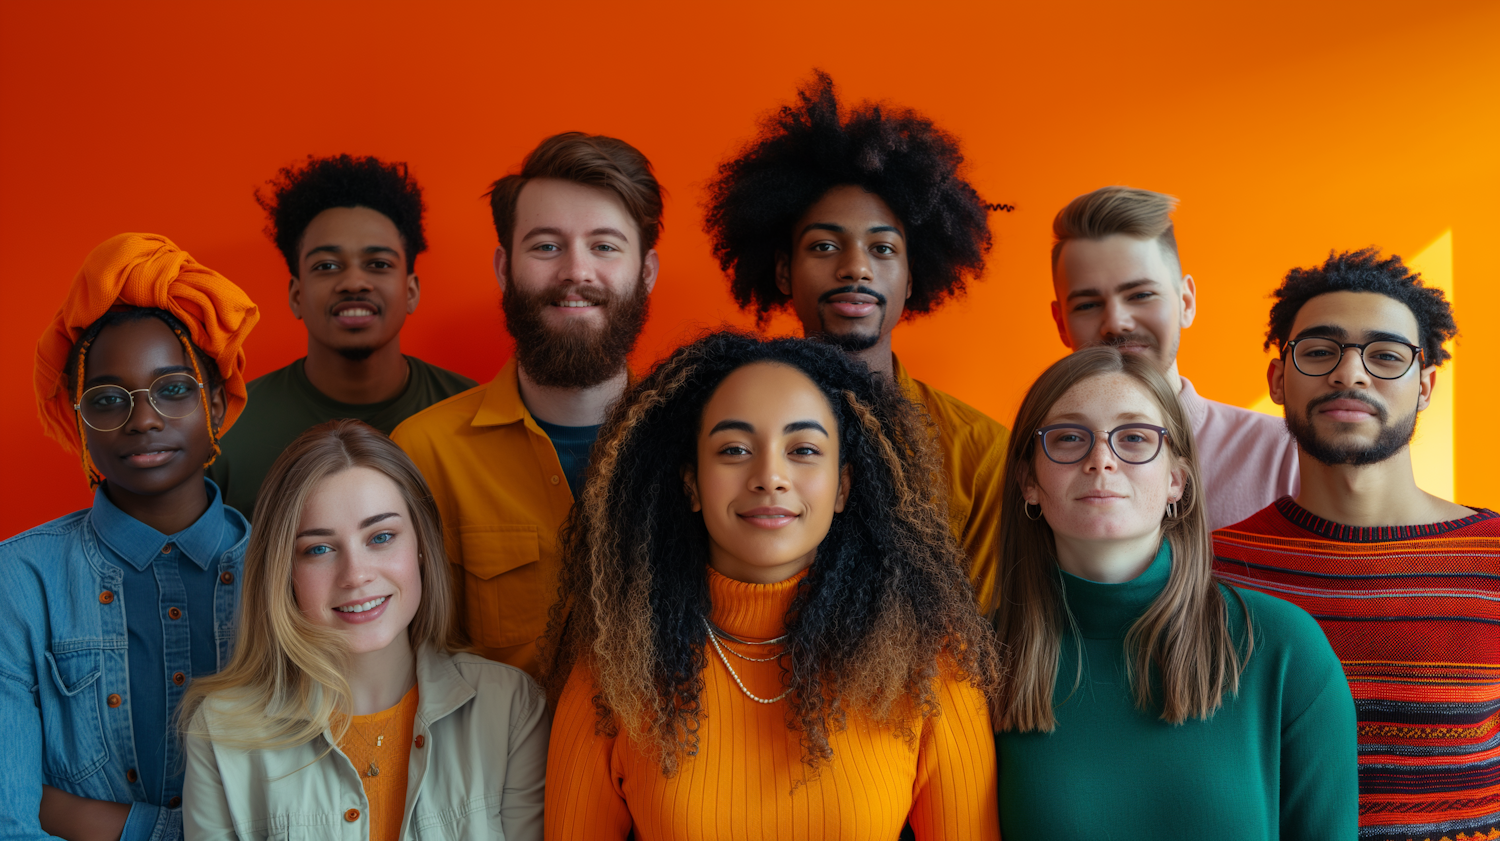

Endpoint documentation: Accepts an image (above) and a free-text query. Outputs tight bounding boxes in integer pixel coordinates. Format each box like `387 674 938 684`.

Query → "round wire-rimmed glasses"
1035 423 1169 465
1284 337 1424 380
74 373 205 432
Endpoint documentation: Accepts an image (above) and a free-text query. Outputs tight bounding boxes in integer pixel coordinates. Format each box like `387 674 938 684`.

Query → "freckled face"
291 467 422 655
685 362 851 584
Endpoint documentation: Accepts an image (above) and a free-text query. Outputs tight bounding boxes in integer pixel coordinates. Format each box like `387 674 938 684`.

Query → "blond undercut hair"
1051 186 1182 278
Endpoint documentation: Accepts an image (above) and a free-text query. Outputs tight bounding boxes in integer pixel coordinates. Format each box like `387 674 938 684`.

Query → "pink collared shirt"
1178 377 1299 531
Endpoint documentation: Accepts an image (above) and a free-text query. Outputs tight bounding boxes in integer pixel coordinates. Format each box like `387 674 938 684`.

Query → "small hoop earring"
1166 501 1177 519
1024 502 1043 521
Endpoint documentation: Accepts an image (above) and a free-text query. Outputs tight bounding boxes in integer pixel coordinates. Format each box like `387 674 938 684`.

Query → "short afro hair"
257 154 427 275
1266 247 1457 368
704 71 997 325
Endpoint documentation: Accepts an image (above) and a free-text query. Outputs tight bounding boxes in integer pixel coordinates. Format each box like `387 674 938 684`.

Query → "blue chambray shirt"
0 480 246 841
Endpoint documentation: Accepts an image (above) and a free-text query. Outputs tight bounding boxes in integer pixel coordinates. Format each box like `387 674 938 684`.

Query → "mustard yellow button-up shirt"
391 359 572 678
892 355 1009 613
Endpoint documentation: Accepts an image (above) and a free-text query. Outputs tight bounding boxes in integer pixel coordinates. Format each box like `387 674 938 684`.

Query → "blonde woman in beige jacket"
180 420 547 840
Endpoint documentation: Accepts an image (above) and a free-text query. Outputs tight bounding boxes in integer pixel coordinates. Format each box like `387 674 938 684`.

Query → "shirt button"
126 769 137 783
99 591 114 604
220 571 234 585
168 607 182 620
173 671 186 686
168 796 180 808
107 694 122 707
414 734 425 748
160 545 172 555
344 808 360 822
550 475 560 485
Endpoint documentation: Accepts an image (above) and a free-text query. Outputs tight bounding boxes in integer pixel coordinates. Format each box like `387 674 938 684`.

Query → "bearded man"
1212 249 1500 841
392 132 660 676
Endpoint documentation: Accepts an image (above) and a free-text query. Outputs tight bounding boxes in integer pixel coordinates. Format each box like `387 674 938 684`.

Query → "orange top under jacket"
544 567 1000 841
338 684 419 841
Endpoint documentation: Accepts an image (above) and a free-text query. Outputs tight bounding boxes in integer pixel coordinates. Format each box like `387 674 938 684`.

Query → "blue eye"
535 243 559 252
371 532 394 545
306 544 332 556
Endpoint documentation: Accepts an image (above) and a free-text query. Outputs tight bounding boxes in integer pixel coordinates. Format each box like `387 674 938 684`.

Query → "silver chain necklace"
703 619 791 703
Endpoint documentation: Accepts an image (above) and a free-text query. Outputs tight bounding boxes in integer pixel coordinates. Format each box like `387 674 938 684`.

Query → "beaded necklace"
703 618 791 704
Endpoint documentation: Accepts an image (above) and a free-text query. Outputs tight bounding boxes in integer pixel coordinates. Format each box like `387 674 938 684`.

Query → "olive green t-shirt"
209 356 477 518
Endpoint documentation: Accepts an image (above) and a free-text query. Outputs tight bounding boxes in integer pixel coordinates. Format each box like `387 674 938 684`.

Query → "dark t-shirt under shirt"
209 355 476 518
532 417 601 497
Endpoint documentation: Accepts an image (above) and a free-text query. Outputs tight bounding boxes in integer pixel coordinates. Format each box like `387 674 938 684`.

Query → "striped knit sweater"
1213 496 1500 841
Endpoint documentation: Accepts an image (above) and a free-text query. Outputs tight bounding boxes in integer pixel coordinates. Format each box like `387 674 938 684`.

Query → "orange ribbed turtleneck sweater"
544 567 999 840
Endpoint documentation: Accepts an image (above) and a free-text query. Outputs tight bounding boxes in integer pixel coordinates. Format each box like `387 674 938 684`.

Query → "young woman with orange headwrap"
0 233 258 841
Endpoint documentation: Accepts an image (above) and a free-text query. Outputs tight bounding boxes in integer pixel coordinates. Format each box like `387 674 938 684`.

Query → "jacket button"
99 591 114 604
107 694 122 707
126 769 137 783
414 734 425 748
173 671 185 686
344 808 360 822
161 545 172 555
168 796 180 808
168 607 182 620
220 571 234 585
550 475 560 485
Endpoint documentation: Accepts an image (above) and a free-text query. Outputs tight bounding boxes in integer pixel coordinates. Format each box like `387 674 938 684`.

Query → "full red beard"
501 272 651 389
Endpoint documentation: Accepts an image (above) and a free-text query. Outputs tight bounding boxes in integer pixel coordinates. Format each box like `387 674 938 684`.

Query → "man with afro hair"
210 155 475 517
1212 248 1500 841
704 72 1009 609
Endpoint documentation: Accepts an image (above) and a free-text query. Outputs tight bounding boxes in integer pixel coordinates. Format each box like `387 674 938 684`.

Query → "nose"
122 389 166 435
558 244 598 285
748 451 790 494
336 546 378 590
835 246 872 284
1328 345 1370 388
1100 300 1134 340
1081 432 1120 474
333 267 374 294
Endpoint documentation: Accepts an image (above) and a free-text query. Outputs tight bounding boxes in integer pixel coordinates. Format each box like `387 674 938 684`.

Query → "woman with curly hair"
993 347 1356 838
703 72 1010 610
543 331 1001 840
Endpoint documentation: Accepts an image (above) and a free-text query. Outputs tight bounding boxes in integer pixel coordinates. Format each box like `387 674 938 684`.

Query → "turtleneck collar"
1059 540 1172 640
707 566 809 641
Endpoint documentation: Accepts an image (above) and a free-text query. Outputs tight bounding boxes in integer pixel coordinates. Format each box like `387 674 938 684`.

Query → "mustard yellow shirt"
391 359 573 678
892 355 1009 612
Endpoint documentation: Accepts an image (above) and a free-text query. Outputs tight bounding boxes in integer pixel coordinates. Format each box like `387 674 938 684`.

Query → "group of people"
3 73 1494 841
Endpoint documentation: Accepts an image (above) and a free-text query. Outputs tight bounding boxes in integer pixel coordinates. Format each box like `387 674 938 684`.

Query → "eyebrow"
304 244 400 259
294 512 401 540
1048 411 1156 424
1065 278 1158 302
707 419 830 436
1293 324 1416 345
83 364 199 389
520 226 632 243
798 222 905 240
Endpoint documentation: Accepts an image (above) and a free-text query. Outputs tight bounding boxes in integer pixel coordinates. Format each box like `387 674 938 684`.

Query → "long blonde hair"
992 347 1250 732
181 419 459 750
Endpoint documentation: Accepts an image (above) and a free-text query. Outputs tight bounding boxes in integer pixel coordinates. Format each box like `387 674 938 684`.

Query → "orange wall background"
2 0 1497 538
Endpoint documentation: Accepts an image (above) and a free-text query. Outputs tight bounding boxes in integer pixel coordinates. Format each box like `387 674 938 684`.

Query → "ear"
1267 355 1287 406
1415 363 1438 412
1019 462 1040 505
774 251 792 297
1167 460 1188 505
208 382 227 433
641 249 660 294
681 464 701 512
1178 274 1197 330
406 272 421 314
1050 299 1074 350
493 245 509 289
288 276 304 320
834 463 851 513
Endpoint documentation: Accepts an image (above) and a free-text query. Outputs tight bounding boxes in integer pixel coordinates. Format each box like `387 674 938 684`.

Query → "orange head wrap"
34 233 260 483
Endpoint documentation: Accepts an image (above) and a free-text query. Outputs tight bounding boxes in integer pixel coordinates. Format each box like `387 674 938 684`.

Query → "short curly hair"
1265 247 1457 368
256 154 427 275
703 71 996 325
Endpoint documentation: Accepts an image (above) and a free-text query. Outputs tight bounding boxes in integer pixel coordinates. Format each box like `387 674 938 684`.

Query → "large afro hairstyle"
703 71 998 325
1265 247 1457 368
257 154 427 276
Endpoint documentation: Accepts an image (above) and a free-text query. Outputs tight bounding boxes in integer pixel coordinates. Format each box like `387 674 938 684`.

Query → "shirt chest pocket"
458 525 544 652
40 647 108 784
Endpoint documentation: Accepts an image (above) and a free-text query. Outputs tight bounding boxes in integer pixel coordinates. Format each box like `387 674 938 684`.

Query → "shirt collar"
472 357 529 428
1176 375 1208 428
91 479 228 571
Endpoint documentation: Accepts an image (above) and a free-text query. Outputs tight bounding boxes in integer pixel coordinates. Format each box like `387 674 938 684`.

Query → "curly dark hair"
703 71 996 325
256 154 427 275
1265 247 1457 367
541 330 1001 775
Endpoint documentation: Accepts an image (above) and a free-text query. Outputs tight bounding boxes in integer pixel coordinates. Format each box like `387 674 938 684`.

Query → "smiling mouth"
552 300 599 308
334 596 388 613
123 449 178 467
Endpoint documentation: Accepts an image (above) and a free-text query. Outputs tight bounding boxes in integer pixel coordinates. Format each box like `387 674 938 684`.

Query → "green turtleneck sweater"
996 541 1357 839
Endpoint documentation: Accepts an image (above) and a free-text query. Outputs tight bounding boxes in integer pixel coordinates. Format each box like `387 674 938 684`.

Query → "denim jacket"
0 488 246 841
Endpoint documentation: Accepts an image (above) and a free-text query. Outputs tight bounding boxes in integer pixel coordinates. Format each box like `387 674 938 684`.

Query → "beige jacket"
183 647 548 840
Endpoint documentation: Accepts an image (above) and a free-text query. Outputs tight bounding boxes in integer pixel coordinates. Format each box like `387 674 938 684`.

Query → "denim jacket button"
219 571 234 585
168 607 182 620
126 769 137 783
107 694 121 707
99 591 114 604
168 796 180 808
172 672 185 686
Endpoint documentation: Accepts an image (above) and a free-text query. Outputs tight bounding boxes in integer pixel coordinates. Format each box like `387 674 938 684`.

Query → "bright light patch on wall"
1244 232 1455 501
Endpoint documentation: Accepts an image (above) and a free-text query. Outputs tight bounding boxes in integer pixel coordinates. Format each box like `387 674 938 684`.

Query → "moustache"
817 285 888 306
328 296 382 314
1307 390 1388 423
1103 333 1157 350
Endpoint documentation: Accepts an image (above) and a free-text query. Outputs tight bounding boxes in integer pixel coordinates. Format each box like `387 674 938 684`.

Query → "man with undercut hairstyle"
703 72 1010 612
1212 248 1499 841
1050 186 1298 530
210 155 475 518
392 132 660 676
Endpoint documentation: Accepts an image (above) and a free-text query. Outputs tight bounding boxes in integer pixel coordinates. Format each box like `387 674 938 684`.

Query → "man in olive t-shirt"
211 155 475 517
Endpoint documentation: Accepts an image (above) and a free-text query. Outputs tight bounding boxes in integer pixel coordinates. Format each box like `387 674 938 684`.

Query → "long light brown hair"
181 419 459 750
991 347 1250 732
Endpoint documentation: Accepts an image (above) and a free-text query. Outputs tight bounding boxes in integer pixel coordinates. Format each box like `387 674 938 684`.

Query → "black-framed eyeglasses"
1035 423 1169 465
74 373 204 432
1284 337 1424 380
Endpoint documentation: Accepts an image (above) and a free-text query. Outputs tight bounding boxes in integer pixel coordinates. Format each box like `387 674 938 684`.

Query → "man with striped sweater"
1213 247 1499 841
